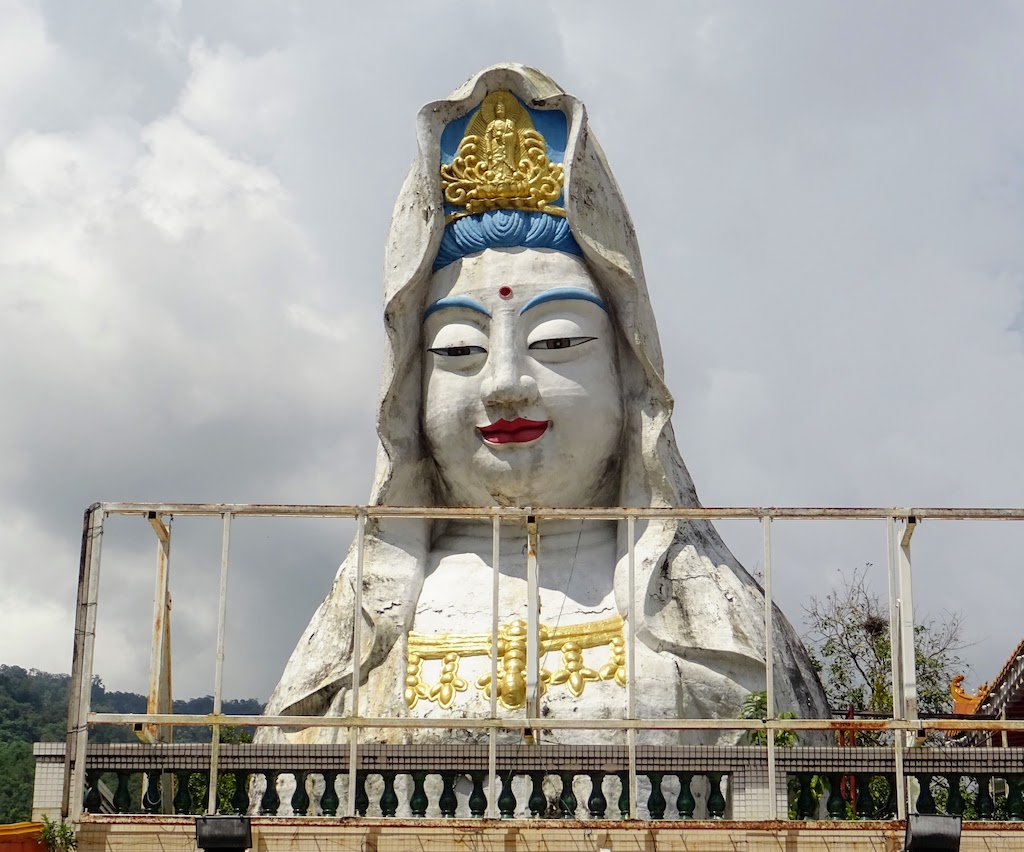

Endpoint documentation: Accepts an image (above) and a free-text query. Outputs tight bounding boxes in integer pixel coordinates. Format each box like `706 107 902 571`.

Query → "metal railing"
64 502 1024 822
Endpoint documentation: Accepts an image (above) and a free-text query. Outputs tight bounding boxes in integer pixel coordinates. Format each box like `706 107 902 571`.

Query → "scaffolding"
64 502 1024 822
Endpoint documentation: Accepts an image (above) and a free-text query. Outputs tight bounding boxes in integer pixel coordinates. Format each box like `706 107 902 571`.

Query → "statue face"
422 248 624 507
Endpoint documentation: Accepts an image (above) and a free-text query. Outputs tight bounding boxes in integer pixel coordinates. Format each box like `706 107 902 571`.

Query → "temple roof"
956 636 1024 747
977 636 1024 718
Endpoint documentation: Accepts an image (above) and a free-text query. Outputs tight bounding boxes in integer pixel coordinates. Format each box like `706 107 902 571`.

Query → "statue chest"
372 534 678 733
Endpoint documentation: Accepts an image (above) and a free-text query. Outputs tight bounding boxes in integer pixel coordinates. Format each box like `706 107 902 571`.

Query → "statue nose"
481 355 538 407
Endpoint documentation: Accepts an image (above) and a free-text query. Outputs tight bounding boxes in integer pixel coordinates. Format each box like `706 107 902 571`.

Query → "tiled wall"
31 743 65 822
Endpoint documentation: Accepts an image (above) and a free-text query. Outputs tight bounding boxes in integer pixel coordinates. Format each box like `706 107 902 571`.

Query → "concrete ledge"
76 815 1024 852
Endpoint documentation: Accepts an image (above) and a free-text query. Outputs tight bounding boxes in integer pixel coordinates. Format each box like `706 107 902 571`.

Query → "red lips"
479 418 549 444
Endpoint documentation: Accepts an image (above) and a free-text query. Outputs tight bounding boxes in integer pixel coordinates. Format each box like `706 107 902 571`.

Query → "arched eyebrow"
519 287 608 315
423 296 491 320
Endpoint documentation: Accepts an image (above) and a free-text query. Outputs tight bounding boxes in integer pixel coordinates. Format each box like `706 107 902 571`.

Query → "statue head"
423 246 623 507
373 67 699 519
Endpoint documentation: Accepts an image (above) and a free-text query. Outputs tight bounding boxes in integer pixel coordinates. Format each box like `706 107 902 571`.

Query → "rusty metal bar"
526 515 540 724
85 712 1024 732
352 511 366 719
627 516 637 820
64 504 99 819
898 517 919 729
70 507 105 822
207 513 233 815
95 501 1024 520
212 514 233 716
887 517 903 719
762 517 777 820
347 511 367 817
885 515 907 820
144 514 173 747
488 516 500 818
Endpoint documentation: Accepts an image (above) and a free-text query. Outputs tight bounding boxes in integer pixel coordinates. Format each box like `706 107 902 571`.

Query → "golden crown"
440 91 565 223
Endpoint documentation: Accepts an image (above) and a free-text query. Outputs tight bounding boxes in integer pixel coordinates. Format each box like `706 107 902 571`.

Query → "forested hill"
0 664 264 823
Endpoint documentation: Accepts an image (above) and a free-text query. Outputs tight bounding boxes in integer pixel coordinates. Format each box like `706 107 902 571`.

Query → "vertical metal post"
208 512 233 815
69 507 105 822
886 517 903 718
488 516 500 817
347 511 366 817
64 505 98 820
762 516 777 820
145 514 174 747
898 518 919 732
626 516 637 820
886 516 907 819
526 515 540 725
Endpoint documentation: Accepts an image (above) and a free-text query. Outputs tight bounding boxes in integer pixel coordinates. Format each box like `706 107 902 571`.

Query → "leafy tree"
803 565 966 744
0 665 263 821
740 690 798 746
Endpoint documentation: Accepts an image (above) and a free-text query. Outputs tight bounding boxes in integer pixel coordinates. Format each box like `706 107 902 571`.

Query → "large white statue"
263 64 828 745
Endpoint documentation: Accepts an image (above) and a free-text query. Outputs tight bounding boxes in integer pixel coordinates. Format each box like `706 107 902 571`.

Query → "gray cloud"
2 0 1021 701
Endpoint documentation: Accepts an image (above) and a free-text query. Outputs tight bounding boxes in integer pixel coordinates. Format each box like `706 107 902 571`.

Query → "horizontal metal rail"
86 713 1024 732
95 502 1024 521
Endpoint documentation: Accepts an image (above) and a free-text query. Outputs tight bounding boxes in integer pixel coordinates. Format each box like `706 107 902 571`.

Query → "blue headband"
433 210 582 271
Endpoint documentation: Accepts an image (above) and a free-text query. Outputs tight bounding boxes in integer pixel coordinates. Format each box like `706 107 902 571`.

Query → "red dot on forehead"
498 285 513 300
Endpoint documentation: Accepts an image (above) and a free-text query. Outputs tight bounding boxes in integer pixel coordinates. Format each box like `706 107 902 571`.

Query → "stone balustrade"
34 742 1024 823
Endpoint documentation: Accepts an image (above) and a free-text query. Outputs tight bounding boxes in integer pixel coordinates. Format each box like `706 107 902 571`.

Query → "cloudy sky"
2 0 1022 705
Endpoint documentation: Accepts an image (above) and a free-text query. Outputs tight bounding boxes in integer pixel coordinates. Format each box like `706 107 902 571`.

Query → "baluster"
142 770 161 814
1007 775 1024 822
260 771 279 816
796 773 816 820
174 771 193 815
826 774 846 820
944 774 963 817
84 770 103 814
559 771 577 819
587 772 607 818
528 772 547 818
439 772 458 818
976 774 994 820
230 772 248 816
380 772 398 817
112 770 132 813
291 771 310 816
646 773 666 820
498 773 517 818
469 771 488 818
707 772 726 819
881 775 898 819
194 774 210 814
915 774 935 815
617 771 630 819
354 771 369 817
409 771 428 817
320 771 339 817
676 773 695 820
854 774 874 819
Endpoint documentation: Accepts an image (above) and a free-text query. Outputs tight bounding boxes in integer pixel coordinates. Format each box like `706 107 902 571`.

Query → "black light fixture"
904 814 962 852
195 815 252 852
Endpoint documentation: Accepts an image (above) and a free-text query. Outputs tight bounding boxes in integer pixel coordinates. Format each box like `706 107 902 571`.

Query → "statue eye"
429 345 487 357
528 336 596 351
